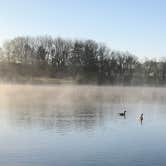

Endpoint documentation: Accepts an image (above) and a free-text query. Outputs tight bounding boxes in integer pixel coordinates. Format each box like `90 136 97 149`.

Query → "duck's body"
139 113 143 124
140 113 143 121
118 110 127 116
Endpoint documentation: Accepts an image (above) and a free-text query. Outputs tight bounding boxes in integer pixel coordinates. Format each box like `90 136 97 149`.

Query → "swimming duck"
118 110 127 116
140 113 143 122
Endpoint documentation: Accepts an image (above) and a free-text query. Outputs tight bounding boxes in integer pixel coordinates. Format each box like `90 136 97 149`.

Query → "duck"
140 113 143 122
118 110 127 116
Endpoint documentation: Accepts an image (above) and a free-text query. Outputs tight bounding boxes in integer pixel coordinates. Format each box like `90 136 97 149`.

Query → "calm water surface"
0 85 166 166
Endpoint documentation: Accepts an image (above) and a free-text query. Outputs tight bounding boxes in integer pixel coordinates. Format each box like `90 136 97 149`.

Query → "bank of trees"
0 36 166 85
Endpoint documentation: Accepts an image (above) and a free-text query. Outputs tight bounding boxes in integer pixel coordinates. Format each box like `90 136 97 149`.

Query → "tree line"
0 36 166 85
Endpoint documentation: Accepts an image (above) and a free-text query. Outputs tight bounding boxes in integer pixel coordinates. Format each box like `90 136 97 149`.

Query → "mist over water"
0 84 166 166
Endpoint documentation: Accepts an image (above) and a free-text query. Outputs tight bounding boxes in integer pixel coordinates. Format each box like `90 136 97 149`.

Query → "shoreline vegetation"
0 36 166 85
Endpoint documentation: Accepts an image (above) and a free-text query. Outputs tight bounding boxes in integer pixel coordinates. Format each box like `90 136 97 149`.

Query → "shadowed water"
0 85 166 166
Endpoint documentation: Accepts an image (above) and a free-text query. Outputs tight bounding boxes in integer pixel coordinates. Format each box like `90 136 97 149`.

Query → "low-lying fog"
0 84 166 129
1 84 166 105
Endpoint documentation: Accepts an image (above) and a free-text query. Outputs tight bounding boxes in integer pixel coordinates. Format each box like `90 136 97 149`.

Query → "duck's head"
124 110 127 113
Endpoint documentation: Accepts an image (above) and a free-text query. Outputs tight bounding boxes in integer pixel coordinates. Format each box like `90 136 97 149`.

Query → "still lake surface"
0 85 166 166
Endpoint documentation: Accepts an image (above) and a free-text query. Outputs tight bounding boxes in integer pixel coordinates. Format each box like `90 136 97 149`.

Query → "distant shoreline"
0 77 166 88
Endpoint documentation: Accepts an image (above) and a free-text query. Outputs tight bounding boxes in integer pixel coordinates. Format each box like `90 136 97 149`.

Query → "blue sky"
0 0 166 58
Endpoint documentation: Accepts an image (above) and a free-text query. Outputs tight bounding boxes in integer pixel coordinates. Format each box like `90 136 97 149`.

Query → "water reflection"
0 85 166 166
6 101 105 132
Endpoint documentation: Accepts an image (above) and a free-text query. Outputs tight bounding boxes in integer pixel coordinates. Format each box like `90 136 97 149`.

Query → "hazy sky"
0 0 166 58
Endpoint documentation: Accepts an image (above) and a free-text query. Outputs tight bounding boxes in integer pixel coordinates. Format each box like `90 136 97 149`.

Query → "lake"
0 84 166 166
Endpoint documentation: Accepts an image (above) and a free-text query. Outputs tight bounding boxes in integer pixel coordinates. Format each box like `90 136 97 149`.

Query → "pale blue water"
0 85 166 166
